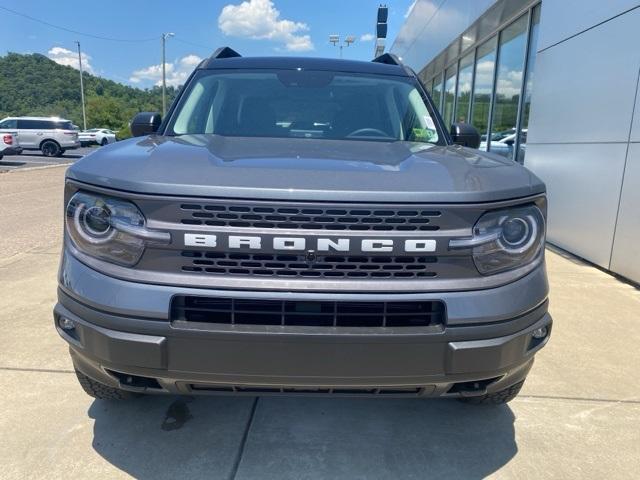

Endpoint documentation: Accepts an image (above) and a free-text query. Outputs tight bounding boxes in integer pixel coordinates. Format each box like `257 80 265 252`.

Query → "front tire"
40 140 60 157
75 370 139 400
100 138 108 146
459 380 525 405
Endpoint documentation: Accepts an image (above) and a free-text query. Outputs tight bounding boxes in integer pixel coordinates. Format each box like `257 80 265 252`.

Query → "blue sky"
0 0 415 88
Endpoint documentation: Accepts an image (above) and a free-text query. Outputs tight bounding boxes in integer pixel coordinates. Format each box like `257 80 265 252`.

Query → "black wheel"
101 137 108 146
40 140 60 157
56 149 65 157
459 380 525 405
75 370 139 400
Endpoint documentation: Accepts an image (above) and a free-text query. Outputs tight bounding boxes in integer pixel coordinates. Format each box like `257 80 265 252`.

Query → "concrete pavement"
1 165 639 479
0 147 90 173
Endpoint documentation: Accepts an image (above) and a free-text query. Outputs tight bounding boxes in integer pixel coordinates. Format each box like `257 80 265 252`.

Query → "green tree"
0 53 179 137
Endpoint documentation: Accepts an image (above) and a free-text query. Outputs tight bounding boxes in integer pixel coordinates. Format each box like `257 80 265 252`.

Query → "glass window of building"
443 66 457 126
454 52 474 123
431 75 443 111
488 14 528 158
518 5 541 163
470 37 497 141
425 80 432 95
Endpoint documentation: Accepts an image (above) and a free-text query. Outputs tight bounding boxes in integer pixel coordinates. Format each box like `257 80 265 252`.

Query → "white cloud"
48 46 94 74
180 54 203 67
496 69 523 99
129 54 203 87
360 33 375 42
218 0 313 52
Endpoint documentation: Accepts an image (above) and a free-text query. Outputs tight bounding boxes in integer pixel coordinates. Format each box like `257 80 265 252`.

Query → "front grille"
180 251 438 279
171 296 446 328
179 203 441 231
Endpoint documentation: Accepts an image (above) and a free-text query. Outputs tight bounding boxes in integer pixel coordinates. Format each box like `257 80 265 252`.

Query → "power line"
173 37 212 52
0 5 158 43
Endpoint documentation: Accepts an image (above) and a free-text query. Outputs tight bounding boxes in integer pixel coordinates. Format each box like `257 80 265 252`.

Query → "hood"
67 135 545 203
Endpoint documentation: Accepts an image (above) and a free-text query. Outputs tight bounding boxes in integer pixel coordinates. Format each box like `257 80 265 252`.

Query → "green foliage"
0 53 178 137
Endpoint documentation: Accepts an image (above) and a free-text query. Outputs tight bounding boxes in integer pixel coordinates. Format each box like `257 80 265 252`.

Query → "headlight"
66 191 169 266
450 204 545 275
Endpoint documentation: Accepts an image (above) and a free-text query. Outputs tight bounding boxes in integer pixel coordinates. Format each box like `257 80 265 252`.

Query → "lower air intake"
171 296 446 328
189 384 424 395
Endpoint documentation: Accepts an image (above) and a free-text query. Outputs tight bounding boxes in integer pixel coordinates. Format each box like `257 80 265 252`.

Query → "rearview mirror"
130 112 162 137
450 123 481 149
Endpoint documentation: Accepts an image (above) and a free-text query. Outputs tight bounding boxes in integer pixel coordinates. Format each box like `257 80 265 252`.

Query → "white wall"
526 2 640 282
536 0 640 50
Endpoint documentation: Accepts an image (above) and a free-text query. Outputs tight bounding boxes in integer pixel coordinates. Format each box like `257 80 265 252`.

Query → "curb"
0 162 72 174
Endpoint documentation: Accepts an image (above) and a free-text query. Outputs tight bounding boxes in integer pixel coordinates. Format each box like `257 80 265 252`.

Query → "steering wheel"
345 128 390 138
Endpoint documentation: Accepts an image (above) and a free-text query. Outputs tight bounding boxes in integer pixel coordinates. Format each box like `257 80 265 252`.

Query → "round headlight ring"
497 214 538 254
73 201 116 244
82 205 112 236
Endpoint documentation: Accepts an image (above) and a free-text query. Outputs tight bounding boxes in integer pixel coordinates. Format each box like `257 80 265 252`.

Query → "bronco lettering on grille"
184 234 436 253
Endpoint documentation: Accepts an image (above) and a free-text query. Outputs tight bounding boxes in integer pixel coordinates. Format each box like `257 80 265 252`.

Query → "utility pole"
75 41 87 130
161 33 174 116
329 35 356 59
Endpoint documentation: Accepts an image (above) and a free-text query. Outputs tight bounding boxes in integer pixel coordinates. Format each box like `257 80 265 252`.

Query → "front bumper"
55 252 552 398
60 140 80 150
1 146 22 155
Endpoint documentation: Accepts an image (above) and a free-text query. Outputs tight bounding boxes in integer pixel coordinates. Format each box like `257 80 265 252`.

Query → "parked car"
480 129 527 162
79 128 117 147
0 131 22 160
55 49 551 404
0 117 80 157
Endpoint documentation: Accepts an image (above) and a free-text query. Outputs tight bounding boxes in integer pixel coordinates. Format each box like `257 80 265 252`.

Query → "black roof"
199 56 410 76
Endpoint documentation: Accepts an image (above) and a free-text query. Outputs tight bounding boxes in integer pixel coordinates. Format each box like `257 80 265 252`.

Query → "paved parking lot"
1 165 639 479
0 146 94 173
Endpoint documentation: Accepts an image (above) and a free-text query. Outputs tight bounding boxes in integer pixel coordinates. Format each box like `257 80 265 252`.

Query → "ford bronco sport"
55 48 551 404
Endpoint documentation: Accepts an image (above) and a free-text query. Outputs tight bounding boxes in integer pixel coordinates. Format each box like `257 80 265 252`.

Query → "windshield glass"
167 70 440 144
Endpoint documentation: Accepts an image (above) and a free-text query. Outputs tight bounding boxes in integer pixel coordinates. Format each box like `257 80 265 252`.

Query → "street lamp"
161 32 175 116
74 41 87 131
329 34 356 59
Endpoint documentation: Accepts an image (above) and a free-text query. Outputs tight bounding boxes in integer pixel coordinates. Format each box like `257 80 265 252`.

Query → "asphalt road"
1 166 639 479
0 146 94 173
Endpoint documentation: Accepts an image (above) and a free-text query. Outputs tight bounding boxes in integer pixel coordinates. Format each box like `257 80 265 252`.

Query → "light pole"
75 40 87 130
161 32 174 116
329 35 356 58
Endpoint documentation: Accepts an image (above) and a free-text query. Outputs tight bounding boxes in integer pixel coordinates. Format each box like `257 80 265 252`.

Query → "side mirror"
450 123 481 149
504 138 515 146
130 112 162 137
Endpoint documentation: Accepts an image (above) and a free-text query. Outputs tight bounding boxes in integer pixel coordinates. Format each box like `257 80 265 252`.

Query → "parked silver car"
0 116 80 157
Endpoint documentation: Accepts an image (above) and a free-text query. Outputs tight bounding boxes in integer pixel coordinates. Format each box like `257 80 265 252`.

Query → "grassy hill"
0 52 178 138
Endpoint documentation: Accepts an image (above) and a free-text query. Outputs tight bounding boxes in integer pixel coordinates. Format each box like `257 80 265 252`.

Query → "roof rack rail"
210 46 242 59
371 53 402 66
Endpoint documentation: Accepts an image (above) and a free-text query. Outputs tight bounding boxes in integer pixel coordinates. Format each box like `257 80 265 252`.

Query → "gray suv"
0 116 80 156
55 48 552 404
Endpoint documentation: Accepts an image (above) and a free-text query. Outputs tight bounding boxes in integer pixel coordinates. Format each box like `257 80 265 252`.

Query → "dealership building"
391 0 640 284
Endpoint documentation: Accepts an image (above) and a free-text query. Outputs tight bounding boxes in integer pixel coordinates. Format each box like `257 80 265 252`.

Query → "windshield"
167 70 441 144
